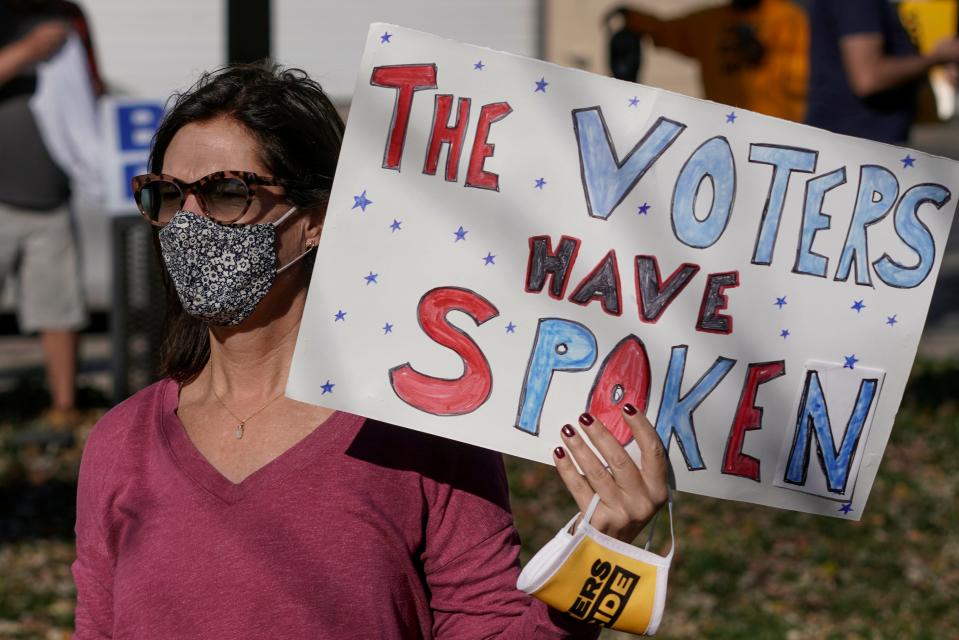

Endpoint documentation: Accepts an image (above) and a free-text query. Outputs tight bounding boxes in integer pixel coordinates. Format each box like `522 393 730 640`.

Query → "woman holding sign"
72 64 669 638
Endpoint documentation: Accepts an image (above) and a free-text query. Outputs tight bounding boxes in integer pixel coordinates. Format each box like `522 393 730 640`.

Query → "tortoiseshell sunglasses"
131 170 281 227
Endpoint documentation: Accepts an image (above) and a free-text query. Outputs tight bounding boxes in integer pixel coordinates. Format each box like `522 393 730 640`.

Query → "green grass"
1 360 957 638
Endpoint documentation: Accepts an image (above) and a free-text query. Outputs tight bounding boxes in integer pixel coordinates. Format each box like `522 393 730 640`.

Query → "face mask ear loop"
582 494 602 526
644 455 677 555
271 205 299 227
643 510 661 552
663 489 675 560
272 205 314 275
276 243 317 275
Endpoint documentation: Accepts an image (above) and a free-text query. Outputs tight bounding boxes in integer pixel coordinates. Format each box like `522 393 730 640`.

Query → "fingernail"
554 446 566 459
579 413 594 426
623 403 637 416
562 424 576 438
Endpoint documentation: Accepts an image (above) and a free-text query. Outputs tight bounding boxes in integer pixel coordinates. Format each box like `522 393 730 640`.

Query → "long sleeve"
420 441 598 639
71 417 117 638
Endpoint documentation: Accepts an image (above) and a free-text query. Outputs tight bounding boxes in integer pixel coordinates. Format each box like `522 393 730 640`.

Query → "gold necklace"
211 385 285 439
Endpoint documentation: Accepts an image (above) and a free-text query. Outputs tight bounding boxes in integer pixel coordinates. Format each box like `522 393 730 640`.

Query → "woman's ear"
302 204 326 247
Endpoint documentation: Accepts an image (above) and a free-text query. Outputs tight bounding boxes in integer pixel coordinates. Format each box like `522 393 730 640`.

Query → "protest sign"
288 24 958 519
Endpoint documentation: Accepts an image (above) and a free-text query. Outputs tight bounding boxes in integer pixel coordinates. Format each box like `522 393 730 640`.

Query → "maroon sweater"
72 378 596 639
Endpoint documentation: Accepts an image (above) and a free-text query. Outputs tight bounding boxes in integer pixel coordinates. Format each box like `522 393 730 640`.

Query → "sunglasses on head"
131 170 281 227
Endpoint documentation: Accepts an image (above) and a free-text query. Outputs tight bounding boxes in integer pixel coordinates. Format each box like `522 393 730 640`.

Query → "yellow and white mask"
517 493 674 635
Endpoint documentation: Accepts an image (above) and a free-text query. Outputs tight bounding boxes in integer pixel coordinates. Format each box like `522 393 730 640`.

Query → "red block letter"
586 335 652 445
722 361 786 481
424 95 471 181
465 102 512 190
370 64 438 171
389 287 498 415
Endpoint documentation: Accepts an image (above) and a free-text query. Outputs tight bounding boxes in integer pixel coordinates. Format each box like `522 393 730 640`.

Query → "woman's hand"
553 404 669 543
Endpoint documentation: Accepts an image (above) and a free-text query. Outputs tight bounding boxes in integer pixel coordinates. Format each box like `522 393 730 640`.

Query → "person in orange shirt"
608 0 809 122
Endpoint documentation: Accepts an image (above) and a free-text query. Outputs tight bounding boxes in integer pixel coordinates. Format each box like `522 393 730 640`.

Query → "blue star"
534 77 548 93
839 502 853 514
534 177 546 189
887 315 898 327
352 190 372 212
483 252 495 265
637 202 650 215
474 60 485 70
844 354 859 369
780 329 790 339
775 296 787 309
453 226 468 242
390 219 402 232
380 32 392 43
851 299 866 313
901 155 915 168
726 111 737 123
321 380 335 394
628 96 639 107
364 271 378 285
334 309 346 322
383 322 393 334
506 322 517 333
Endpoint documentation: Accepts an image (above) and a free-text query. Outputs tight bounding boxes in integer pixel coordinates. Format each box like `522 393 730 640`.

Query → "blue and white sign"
101 97 165 214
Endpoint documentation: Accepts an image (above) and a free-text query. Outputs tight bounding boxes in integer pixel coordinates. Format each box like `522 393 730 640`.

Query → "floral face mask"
158 206 312 326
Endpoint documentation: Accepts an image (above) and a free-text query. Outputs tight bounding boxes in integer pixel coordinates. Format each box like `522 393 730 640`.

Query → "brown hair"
150 62 345 382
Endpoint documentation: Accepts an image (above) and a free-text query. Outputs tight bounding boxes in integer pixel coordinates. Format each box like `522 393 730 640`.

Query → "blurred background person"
0 0 102 429
806 0 959 144
606 0 809 122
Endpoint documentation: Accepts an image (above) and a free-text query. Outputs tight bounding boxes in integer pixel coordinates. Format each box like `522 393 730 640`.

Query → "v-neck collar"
157 378 363 505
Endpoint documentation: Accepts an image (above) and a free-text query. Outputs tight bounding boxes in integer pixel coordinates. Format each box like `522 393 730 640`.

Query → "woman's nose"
181 193 203 215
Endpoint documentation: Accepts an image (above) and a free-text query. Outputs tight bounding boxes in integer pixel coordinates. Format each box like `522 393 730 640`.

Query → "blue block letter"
671 137 736 249
873 183 950 289
655 346 736 470
794 167 846 278
784 370 879 494
749 144 817 265
573 108 685 220
834 165 898 286
515 319 598 435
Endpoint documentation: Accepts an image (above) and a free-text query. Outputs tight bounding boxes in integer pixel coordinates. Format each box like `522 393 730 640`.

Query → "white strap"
581 476 675 558
664 493 675 560
643 509 661 551
582 493 602 524
276 243 317 274
271 205 299 227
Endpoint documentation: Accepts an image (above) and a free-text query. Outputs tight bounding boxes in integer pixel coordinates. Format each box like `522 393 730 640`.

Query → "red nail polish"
623 403 637 416
562 424 576 438
554 446 566 459
579 413 594 426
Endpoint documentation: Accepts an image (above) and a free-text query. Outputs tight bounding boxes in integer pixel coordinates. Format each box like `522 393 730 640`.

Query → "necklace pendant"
235 422 245 439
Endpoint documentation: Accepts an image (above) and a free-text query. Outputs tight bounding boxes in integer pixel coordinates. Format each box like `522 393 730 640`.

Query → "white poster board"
288 24 958 519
